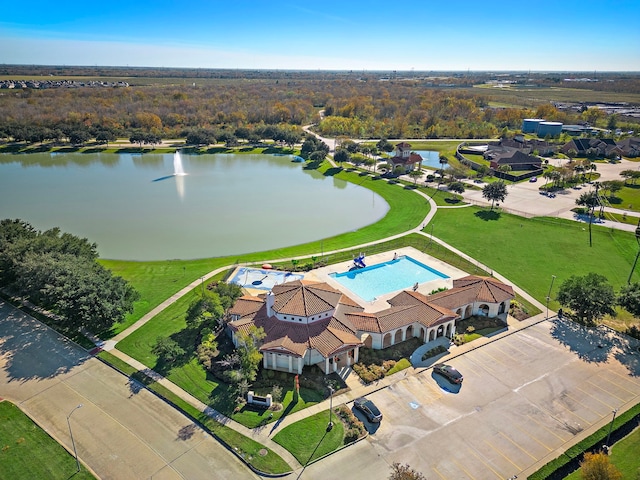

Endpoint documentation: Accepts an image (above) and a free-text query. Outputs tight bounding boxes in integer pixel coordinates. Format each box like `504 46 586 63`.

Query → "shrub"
335 405 366 442
421 345 447 362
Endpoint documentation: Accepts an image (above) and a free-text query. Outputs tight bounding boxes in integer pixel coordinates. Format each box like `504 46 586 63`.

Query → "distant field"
470 84 640 107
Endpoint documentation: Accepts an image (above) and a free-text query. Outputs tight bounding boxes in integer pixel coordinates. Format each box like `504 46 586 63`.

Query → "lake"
416 150 441 169
0 152 389 261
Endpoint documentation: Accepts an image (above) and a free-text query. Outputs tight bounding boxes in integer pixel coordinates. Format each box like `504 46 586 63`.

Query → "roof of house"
395 142 412 149
391 152 423 165
270 280 343 317
425 275 515 310
489 149 541 166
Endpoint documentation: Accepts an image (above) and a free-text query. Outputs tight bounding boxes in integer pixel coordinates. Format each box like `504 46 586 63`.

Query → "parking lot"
300 318 640 480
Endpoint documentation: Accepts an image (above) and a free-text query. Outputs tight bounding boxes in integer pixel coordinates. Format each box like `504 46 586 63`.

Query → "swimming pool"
329 256 449 302
230 267 304 291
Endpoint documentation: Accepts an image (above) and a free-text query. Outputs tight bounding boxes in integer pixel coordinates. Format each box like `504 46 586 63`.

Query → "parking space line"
499 431 538 461
604 369 640 393
526 414 569 442
431 466 449 479
485 438 523 470
575 384 619 409
587 380 633 408
466 447 503 479
453 458 478 479
562 391 600 418
515 423 553 452
586 375 637 400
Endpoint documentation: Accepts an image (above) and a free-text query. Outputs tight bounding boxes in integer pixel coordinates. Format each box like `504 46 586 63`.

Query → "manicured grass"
0 401 96 480
100 161 430 337
432 207 640 309
564 425 640 479
273 409 345 465
385 357 412 376
96 352 291 474
605 184 640 212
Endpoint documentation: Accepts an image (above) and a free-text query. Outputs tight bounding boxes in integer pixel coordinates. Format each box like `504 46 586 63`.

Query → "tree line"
2 70 633 149
0 219 139 334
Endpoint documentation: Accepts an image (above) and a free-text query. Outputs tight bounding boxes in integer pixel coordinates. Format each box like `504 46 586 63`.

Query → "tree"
388 462 426 480
438 155 449 184
618 282 640 317
448 181 465 197
579 451 622 480
576 191 600 247
95 130 117 147
197 328 219 371
152 336 185 363
333 149 349 165
482 181 508 210
376 138 393 153
557 273 616 326
185 289 225 328
236 326 266 382
271 385 283 405
408 169 422 185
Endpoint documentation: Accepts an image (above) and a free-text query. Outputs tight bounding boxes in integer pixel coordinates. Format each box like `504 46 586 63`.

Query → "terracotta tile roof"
228 295 264 319
347 295 457 333
260 318 362 357
271 280 342 317
227 280 363 359
449 275 515 304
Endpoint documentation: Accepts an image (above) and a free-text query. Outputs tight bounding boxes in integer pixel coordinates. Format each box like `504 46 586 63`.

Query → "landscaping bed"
353 337 422 383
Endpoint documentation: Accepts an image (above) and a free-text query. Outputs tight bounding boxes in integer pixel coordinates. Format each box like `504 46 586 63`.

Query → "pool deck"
305 246 468 313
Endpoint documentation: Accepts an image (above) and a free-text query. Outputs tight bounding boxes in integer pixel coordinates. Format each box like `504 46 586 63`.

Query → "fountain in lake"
173 151 187 176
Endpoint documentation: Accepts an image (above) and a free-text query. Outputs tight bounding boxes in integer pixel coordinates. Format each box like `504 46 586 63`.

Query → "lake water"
416 150 441 169
0 152 389 261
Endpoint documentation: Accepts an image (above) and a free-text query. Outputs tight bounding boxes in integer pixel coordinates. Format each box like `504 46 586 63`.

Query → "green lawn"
431 207 640 308
273 409 345 465
0 401 96 480
564 427 640 479
96 351 291 475
605 184 640 212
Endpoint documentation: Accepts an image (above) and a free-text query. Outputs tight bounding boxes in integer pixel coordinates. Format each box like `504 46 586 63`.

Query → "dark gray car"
433 363 463 384
354 397 383 422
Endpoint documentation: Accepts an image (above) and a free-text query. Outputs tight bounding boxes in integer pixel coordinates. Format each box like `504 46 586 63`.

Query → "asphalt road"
295 318 640 480
0 300 258 480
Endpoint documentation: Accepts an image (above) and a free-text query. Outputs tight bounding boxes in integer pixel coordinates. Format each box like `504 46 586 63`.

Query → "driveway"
295 318 640 480
0 301 258 480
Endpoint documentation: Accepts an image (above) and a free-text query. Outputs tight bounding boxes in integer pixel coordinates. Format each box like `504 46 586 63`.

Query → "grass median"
0 401 96 479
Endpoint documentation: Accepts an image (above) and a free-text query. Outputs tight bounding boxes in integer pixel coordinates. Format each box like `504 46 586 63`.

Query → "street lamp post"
201 276 205 295
605 408 618 451
66 404 83 472
546 275 556 320
627 218 640 284
327 386 334 432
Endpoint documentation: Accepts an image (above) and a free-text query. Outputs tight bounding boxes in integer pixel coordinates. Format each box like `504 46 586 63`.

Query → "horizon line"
2 64 639 74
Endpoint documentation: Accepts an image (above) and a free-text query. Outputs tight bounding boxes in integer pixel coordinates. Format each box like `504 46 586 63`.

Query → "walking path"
96 138 636 475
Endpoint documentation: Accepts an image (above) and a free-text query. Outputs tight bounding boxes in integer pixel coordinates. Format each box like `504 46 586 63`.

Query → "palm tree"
438 155 449 186
576 190 600 247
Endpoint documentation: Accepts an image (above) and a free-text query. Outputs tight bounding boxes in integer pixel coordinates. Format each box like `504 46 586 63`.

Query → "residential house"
616 137 640 158
561 138 623 158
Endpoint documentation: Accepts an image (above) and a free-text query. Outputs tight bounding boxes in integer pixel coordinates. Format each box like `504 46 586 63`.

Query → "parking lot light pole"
327 386 334 432
66 404 83 472
546 275 556 319
605 408 618 451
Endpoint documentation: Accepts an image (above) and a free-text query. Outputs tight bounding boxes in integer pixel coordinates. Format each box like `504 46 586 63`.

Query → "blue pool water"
330 256 448 302
230 267 304 291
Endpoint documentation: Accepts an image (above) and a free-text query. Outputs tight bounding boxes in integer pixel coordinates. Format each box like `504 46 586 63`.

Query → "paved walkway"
94 142 635 476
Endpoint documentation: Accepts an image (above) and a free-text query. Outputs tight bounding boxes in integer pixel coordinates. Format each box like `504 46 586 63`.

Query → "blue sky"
2 0 639 71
